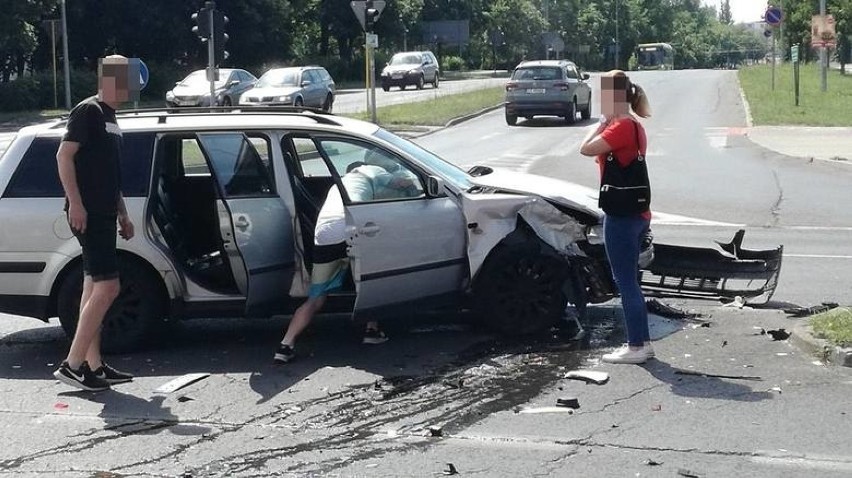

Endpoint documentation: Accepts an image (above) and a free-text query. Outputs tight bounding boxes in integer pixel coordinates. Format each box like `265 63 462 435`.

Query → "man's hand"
67 202 87 234
118 214 135 240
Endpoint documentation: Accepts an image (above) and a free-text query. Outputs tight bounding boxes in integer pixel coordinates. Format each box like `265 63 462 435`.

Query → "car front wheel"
473 242 569 335
432 74 439 88
57 259 168 353
416 74 425 90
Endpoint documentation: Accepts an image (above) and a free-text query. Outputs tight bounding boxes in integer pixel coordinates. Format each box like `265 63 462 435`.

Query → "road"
333 76 507 114
415 69 852 306
1 70 851 477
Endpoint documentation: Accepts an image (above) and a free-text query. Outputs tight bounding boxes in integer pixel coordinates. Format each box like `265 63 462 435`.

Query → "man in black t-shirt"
53 55 140 392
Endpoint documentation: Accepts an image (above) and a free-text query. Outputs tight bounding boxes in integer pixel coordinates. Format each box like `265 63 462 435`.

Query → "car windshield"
180 70 229 88
257 69 300 87
389 53 422 66
374 128 472 190
512 67 562 81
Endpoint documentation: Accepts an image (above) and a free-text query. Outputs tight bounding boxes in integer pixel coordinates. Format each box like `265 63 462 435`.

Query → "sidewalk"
748 126 852 163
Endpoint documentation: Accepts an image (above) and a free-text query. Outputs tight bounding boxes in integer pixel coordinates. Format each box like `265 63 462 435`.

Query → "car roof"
516 60 576 68
17 109 378 139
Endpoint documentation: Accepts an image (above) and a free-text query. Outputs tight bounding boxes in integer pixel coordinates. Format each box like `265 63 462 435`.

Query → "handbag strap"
606 118 645 162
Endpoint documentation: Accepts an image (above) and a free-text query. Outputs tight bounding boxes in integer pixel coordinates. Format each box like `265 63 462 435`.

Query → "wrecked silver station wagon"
0 107 782 351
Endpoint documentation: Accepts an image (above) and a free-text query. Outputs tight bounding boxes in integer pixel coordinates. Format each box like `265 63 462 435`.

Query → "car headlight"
277 95 291 102
586 224 604 245
165 91 175 101
408 69 419 75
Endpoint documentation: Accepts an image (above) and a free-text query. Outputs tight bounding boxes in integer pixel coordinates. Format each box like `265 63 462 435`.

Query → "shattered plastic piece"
675 370 762 381
177 396 194 403
443 463 459 475
753 327 767 335
784 302 839 318
519 406 574 414
766 328 791 341
722 296 746 309
769 386 782 394
556 397 580 409
677 468 703 478
53 402 69 410
645 459 663 466
722 340 728 347
651 404 662 411
564 370 610 385
428 426 443 437
442 378 465 389
154 373 210 394
646 299 695 319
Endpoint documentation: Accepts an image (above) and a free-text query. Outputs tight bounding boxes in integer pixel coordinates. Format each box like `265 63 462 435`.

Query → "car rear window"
3 133 155 198
513 67 563 81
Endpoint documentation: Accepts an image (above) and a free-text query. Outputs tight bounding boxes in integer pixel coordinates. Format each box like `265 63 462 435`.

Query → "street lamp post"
614 0 619 69
61 0 71 109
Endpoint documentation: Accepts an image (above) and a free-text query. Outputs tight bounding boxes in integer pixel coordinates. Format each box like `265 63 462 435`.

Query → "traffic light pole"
368 36 377 123
206 3 216 105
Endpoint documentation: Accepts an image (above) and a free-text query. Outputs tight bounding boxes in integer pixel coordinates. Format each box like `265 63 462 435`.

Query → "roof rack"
112 105 342 126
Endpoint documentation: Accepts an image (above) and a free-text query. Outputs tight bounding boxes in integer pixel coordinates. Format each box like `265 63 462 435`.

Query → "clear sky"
703 0 769 24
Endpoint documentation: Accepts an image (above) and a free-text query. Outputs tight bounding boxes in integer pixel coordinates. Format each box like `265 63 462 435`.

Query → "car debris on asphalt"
766 328 791 341
556 397 581 409
442 463 459 475
154 373 210 394
675 370 762 381
564 370 610 385
784 302 839 317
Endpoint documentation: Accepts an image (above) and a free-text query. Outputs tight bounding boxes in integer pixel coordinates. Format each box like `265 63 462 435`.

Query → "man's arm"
56 141 86 233
117 193 134 240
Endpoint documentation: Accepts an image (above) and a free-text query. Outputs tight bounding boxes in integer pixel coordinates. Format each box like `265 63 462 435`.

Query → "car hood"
468 168 602 220
170 84 223 96
384 65 420 74
244 86 301 97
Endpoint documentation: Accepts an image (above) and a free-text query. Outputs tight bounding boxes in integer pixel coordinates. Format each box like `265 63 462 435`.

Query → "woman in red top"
579 70 653 364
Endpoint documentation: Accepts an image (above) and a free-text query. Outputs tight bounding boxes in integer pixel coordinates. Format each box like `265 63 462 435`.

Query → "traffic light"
365 4 380 31
212 10 229 64
191 5 211 40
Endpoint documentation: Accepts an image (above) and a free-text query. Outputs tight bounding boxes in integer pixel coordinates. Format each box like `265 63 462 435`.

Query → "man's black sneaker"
53 361 110 392
274 344 296 364
362 328 388 345
93 363 134 384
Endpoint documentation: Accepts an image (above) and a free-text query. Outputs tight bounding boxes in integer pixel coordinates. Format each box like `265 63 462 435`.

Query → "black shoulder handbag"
598 120 651 216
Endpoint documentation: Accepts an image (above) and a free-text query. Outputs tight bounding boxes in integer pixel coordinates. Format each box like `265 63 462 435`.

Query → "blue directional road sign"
138 59 149 90
765 7 783 26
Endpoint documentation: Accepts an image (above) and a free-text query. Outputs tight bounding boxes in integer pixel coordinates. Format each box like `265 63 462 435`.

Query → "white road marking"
784 254 852 259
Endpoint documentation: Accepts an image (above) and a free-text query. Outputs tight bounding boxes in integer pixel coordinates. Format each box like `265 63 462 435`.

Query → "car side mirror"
426 176 445 198
582 73 590 80
229 80 240 87
301 80 312 87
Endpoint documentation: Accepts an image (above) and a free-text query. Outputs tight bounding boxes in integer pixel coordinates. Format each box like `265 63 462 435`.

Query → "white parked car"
0 108 782 351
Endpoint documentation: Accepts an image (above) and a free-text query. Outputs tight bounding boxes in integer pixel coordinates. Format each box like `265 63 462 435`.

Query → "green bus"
635 43 675 70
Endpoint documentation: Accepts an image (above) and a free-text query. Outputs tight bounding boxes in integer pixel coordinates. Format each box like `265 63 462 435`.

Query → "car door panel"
197 133 294 314
347 197 467 312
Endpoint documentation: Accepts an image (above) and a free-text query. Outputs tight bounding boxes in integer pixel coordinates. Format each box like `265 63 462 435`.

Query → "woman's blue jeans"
603 214 651 346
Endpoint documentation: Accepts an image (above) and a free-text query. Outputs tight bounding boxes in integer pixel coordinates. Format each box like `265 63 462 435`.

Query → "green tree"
719 0 733 25
0 0 59 82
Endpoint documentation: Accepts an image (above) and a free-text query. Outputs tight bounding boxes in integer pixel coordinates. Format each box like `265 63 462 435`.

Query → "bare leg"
66 278 120 369
281 295 327 346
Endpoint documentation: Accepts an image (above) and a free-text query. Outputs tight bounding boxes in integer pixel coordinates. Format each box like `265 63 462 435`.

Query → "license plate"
392 73 403 79
526 88 546 94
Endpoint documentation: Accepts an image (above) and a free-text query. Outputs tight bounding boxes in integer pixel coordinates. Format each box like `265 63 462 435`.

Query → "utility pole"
615 0 620 69
820 0 828 92
61 0 71 109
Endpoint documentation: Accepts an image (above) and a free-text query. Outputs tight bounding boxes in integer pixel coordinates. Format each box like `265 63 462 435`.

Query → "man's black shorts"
72 214 119 282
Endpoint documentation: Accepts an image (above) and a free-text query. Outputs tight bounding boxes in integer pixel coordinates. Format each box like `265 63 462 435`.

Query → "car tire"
400 84 407 91
222 97 232 107
432 74 439 88
322 93 334 112
581 94 592 120
565 99 577 124
416 75 425 90
473 241 569 335
57 259 168 353
382 84 390 92
294 97 304 107
505 110 518 126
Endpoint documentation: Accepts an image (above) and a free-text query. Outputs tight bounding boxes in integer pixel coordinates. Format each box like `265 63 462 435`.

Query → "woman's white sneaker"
602 345 651 364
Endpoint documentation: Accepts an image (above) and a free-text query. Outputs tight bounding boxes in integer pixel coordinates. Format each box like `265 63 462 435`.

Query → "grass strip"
345 86 505 126
738 63 852 126
810 307 852 347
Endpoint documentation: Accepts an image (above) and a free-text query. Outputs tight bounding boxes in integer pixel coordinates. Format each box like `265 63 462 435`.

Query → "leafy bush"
441 55 465 71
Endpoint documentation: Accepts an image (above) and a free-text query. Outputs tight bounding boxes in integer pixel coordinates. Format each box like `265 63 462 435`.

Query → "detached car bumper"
640 230 783 304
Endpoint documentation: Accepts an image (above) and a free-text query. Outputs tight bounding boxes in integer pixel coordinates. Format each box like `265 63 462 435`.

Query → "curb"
789 322 852 367
735 75 753 128
445 103 504 128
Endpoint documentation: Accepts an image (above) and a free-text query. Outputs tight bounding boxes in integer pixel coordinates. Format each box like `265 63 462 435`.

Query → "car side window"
314 138 424 203
4 133 154 198
289 136 331 178
180 138 210 176
566 66 578 80
196 133 275 197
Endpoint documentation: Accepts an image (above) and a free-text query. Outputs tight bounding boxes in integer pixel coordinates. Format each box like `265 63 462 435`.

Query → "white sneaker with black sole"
362 328 388 345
